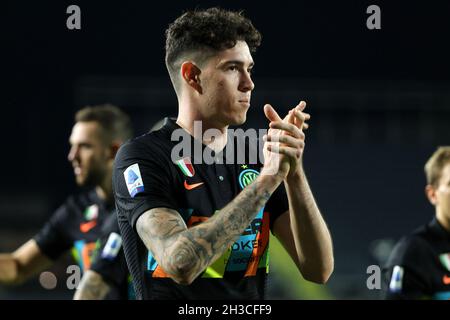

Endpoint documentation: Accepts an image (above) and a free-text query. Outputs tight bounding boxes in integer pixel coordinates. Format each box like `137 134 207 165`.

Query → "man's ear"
181 62 202 94
425 184 437 206
107 142 121 160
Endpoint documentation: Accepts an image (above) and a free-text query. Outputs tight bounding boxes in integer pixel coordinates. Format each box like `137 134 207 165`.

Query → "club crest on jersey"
238 168 259 189
83 204 99 221
101 232 123 260
124 163 144 197
440 253 450 272
176 157 195 177
389 265 404 292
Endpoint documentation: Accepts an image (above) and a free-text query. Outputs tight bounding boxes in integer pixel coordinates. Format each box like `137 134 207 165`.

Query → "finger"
267 134 305 148
293 110 311 125
268 145 303 159
289 109 299 128
295 101 307 112
302 122 309 130
269 121 302 138
264 104 283 123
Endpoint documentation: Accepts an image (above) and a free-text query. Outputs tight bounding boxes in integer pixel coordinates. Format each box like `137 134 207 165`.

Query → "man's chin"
75 176 93 187
230 113 247 126
74 177 86 186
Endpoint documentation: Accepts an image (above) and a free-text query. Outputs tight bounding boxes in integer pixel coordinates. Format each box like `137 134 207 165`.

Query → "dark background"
1 0 450 299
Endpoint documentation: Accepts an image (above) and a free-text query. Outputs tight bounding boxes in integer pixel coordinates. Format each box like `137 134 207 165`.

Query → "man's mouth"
238 99 250 106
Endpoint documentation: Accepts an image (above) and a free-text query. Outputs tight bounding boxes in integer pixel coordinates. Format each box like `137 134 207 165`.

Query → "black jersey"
383 217 450 300
34 189 129 299
90 213 134 299
113 118 289 300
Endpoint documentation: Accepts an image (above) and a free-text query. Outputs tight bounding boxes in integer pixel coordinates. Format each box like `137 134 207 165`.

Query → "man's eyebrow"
219 60 255 68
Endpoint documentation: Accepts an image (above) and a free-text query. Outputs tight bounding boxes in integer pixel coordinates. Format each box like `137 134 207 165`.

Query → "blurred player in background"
384 147 450 300
0 104 133 299
74 117 169 300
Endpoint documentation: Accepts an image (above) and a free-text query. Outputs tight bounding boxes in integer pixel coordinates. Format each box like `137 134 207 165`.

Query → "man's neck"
436 210 450 233
176 109 229 153
95 171 113 205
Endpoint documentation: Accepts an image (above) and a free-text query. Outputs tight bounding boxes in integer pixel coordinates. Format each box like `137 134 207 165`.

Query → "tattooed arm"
74 270 110 300
136 173 282 285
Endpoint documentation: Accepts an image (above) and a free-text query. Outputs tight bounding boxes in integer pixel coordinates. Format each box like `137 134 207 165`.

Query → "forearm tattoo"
74 271 110 300
137 178 273 283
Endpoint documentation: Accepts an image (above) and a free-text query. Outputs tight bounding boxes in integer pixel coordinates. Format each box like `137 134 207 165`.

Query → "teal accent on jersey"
433 291 450 300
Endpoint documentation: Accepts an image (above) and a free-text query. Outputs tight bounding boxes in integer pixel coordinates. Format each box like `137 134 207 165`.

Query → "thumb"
264 104 282 122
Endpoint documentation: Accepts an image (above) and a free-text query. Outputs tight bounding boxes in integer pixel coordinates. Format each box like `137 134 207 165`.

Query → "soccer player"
74 118 169 300
0 105 132 299
383 147 450 300
113 8 334 299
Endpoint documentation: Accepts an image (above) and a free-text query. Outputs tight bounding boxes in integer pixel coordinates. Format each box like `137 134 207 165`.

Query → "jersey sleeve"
113 139 178 230
382 236 433 299
89 213 129 294
33 204 73 260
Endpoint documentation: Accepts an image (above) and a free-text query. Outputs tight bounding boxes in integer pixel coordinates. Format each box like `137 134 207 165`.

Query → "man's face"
427 163 450 223
67 121 110 187
433 163 450 219
198 41 255 127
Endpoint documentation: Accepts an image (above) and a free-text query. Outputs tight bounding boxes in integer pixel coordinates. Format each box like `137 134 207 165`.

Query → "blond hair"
424 146 450 187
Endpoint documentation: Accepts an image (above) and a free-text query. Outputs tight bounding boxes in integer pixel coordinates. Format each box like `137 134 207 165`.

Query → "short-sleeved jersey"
113 118 289 300
90 213 134 299
34 189 129 299
383 218 450 300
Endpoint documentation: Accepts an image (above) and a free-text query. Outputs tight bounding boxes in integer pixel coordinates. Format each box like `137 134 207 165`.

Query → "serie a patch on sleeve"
101 232 123 260
389 265 404 292
124 163 144 197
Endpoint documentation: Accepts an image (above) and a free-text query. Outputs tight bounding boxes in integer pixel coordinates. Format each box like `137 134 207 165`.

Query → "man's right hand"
0 254 18 284
0 240 52 285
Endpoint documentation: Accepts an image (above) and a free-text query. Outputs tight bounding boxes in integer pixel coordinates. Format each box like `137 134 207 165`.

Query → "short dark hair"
425 146 450 187
165 7 262 93
75 104 133 143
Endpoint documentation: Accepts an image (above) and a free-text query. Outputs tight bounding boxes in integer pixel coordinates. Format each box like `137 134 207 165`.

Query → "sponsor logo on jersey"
176 157 195 177
124 163 144 197
146 210 270 279
79 220 97 233
83 204 99 221
183 180 204 190
389 265 404 292
101 232 123 260
72 240 100 272
238 168 259 189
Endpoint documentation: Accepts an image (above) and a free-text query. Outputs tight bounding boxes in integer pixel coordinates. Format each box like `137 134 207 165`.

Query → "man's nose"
68 146 79 162
239 71 255 92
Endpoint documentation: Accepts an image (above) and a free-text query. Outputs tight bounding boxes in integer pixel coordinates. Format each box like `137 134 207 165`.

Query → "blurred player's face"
434 164 450 219
67 121 110 187
198 41 255 127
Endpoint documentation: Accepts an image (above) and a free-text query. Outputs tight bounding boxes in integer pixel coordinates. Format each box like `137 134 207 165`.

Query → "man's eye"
79 143 92 149
229 66 238 71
